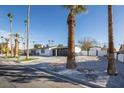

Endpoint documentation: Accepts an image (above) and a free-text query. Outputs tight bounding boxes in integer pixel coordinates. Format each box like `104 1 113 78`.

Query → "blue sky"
0 5 124 50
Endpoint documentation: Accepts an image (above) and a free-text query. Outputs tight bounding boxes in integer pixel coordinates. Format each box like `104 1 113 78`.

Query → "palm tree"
48 40 50 46
23 42 25 54
26 5 30 59
5 38 9 57
33 41 35 48
107 5 117 75
51 40 54 46
63 5 86 69
7 13 14 57
14 33 19 57
1 36 4 55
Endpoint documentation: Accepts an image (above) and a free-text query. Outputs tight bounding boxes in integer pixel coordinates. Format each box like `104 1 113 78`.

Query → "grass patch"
6 56 15 58
2 56 15 59
2 56 16 60
19 58 37 62
0 56 38 63
2 56 16 59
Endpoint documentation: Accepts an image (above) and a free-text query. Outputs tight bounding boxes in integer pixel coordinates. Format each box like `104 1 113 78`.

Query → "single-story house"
30 46 81 56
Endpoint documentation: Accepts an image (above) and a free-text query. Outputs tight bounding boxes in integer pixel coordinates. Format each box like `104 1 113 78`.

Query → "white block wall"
80 50 107 56
80 51 88 56
89 50 96 56
98 50 107 56
118 54 124 62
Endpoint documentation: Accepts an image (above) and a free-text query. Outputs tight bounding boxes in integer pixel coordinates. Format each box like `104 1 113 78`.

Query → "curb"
36 67 105 88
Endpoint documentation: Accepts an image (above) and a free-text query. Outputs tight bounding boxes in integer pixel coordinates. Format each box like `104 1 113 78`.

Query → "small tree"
78 37 97 51
78 37 97 55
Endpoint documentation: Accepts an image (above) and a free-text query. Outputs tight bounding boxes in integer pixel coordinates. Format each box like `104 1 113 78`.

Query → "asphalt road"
0 64 84 88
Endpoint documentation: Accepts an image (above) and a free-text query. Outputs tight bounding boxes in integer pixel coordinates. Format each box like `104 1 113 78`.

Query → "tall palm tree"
107 5 117 75
7 13 14 57
14 33 19 57
26 5 30 59
63 5 86 69
48 40 50 46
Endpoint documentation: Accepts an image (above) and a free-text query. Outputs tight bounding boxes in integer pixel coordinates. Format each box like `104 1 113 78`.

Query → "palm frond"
74 5 86 14
63 5 86 15
7 13 13 18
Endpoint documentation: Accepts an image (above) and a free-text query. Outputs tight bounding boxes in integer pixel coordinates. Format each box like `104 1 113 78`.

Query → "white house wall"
35 49 52 56
45 49 52 56
35 49 41 55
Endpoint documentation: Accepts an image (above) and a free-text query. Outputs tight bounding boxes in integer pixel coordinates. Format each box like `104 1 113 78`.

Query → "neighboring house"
30 46 81 56
52 46 81 56
116 44 124 62
30 47 55 56
119 44 124 54
89 46 102 56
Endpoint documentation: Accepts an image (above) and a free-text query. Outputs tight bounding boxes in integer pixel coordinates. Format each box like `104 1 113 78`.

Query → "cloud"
0 29 10 38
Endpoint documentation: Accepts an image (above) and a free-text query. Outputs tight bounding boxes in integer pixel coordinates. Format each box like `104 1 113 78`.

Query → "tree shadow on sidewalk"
0 64 78 85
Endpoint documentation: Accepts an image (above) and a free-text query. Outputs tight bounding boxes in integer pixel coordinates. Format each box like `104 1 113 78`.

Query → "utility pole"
26 5 30 59
7 13 14 57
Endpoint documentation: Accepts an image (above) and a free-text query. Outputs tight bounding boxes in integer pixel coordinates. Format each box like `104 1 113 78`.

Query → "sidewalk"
28 56 124 88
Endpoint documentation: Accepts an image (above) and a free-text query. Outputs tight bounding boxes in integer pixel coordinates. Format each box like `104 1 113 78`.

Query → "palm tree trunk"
10 22 13 57
6 42 8 57
107 5 117 75
66 12 76 69
26 5 30 59
14 33 19 57
1 38 3 55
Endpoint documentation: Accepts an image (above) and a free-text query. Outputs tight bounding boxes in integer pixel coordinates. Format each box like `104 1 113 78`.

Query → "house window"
41 49 45 53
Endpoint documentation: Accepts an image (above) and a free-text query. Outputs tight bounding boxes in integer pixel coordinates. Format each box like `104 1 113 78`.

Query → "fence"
80 50 107 56
80 51 124 63
117 54 124 62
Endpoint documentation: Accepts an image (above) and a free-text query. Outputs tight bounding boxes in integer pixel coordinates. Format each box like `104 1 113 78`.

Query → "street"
0 64 84 88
